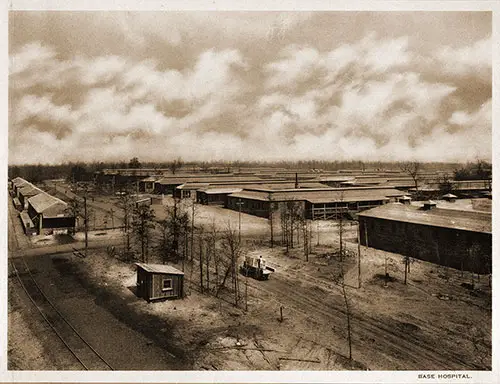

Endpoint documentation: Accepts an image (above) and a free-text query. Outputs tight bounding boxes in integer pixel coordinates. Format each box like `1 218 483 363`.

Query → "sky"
8 11 492 165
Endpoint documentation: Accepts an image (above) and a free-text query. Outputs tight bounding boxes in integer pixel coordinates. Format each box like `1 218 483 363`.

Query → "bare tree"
302 218 310 262
198 229 205 292
169 157 184 175
279 200 303 252
268 193 276 248
333 264 353 361
116 190 134 259
467 243 483 287
219 222 242 307
128 157 141 169
189 200 197 261
131 204 156 263
65 195 93 256
337 191 347 261
207 220 219 289
160 198 190 264
399 161 421 194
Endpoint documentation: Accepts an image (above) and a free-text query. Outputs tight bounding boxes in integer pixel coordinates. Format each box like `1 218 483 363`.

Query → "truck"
240 256 275 280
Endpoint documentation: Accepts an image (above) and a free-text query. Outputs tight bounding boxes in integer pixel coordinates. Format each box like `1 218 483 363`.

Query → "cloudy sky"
9 11 491 165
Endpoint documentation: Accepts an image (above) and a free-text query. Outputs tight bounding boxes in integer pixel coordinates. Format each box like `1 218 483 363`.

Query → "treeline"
8 158 490 183
453 160 491 181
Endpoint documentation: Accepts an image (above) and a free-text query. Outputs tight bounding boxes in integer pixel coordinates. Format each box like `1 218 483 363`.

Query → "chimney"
295 172 299 189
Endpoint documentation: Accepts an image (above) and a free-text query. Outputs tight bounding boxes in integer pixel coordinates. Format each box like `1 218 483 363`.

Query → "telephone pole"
83 195 88 257
236 198 244 244
191 201 195 261
357 222 362 288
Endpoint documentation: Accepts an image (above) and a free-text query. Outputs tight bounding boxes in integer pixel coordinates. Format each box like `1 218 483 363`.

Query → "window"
162 278 173 291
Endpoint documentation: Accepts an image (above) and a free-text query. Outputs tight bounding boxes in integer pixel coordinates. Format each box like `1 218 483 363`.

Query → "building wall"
226 196 272 218
154 183 180 195
136 268 183 301
359 216 491 274
197 191 230 206
306 199 386 220
39 216 76 235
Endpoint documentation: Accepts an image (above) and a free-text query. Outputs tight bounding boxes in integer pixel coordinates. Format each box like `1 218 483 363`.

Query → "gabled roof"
135 262 184 275
28 192 67 214
359 203 491 234
12 178 30 187
18 185 43 197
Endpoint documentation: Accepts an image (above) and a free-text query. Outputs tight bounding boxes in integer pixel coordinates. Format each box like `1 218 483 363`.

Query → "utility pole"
83 196 88 257
110 208 115 228
191 201 195 261
236 198 243 244
317 220 320 246
357 222 362 289
245 268 248 312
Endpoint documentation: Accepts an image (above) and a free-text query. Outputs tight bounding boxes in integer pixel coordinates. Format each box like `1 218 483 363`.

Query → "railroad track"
10 256 114 371
248 275 477 370
8 207 20 252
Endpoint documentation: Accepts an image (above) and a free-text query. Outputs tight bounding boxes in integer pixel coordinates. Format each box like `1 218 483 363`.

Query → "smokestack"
295 173 299 189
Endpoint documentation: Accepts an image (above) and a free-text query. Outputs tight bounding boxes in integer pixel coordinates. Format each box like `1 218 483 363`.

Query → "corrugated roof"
28 192 67 214
135 262 184 275
359 203 491 233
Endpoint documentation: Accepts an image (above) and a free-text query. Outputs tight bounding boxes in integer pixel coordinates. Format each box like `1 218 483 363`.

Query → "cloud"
8 26 491 165
264 34 414 91
436 37 491 81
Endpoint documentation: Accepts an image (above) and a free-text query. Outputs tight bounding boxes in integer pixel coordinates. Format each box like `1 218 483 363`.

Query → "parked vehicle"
240 256 275 280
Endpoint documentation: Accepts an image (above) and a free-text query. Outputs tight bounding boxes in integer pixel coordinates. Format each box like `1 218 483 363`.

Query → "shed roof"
18 185 43 197
12 178 30 187
135 263 185 275
28 192 67 214
358 203 491 234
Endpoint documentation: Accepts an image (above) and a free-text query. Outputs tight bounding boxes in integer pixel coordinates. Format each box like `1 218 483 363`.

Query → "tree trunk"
206 241 210 293
404 258 408 285
199 240 204 292
342 283 352 360
357 226 361 289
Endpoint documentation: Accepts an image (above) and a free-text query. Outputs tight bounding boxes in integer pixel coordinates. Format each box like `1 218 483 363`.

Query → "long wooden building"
226 187 405 219
358 203 492 274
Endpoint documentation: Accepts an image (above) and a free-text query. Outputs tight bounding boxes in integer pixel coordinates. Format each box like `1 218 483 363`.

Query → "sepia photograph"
4 3 496 383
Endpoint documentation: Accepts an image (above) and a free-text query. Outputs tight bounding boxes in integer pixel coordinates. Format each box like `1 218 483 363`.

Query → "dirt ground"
8 194 492 371
61 233 491 371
